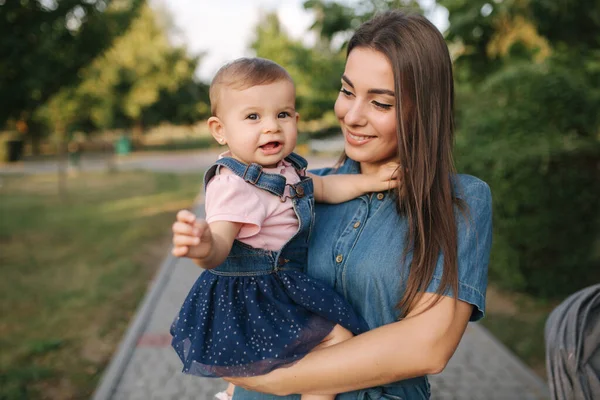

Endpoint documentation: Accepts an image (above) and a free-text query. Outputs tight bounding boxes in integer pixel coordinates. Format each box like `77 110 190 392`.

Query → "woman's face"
334 47 399 174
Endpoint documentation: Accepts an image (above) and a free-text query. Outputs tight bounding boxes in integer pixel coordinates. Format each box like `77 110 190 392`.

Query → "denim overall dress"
170 153 369 378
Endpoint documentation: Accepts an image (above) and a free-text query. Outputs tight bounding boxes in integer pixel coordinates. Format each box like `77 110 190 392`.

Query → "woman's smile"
345 130 376 145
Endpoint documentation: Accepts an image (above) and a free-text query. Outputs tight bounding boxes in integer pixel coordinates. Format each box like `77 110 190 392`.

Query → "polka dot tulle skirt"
170 269 368 377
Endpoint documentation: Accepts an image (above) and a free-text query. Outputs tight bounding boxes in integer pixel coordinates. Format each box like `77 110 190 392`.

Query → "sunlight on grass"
0 170 203 400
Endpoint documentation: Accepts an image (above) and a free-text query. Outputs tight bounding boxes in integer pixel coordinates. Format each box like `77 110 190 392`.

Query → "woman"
173 9 492 400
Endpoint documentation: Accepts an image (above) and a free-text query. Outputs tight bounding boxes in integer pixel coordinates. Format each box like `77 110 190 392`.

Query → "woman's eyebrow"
342 75 395 97
341 75 355 88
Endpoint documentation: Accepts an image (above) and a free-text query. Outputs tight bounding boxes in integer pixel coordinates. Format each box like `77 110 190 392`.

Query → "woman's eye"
246 113 259 120
278 111 291 118
340 87 353 96
373 101 393 110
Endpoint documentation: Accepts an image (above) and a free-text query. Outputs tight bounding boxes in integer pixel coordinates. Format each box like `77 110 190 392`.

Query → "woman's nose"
344 101 367 126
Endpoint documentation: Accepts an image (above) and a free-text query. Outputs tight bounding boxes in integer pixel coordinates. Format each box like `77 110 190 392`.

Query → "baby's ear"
295 112 300 123
208 117 226 145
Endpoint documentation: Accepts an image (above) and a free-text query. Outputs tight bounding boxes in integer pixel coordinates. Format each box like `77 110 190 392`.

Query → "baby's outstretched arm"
309 162 401 204
172 209 242 269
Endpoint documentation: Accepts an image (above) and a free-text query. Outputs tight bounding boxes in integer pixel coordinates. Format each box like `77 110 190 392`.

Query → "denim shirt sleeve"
425 176 493 321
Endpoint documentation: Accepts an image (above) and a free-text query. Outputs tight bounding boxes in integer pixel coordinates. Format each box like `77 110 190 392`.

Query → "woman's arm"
226 293 473 396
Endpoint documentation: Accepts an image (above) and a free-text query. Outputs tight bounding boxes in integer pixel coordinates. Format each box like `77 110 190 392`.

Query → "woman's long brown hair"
347 10 461 317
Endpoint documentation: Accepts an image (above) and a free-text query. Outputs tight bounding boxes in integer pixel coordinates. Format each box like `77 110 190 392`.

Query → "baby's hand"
371 162 402 192
172 209 213 259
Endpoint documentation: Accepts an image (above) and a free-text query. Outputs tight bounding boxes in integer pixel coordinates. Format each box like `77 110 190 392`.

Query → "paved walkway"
91 213 550 400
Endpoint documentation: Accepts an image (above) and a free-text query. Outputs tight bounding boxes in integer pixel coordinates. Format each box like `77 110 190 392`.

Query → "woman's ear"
208 116 226 145
295 112 300 124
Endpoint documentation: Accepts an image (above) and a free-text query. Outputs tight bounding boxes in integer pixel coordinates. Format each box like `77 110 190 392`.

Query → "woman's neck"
359 162 381 176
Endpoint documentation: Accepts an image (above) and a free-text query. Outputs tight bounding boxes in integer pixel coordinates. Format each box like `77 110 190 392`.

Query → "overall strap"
203 157 287 197
284 152 308 172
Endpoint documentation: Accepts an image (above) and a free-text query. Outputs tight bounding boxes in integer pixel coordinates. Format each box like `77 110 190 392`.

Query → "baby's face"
215 80 298 168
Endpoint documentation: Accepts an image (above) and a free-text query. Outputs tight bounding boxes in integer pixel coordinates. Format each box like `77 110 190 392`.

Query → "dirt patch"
35 378 78 400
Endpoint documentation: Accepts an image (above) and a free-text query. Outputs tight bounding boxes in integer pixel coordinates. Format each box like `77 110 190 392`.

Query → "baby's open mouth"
260 141 281 150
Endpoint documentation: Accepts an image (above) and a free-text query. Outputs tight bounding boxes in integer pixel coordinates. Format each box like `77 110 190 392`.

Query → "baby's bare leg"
301 324 353 400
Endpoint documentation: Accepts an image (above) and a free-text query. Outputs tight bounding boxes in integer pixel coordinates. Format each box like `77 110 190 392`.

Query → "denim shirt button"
335 254 343 263
376 193 385 200
353 221 361 228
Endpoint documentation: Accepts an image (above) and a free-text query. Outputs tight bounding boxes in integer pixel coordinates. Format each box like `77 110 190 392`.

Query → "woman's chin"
344 143 371 163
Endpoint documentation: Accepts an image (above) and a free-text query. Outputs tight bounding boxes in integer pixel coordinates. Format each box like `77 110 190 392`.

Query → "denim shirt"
233 157 493 400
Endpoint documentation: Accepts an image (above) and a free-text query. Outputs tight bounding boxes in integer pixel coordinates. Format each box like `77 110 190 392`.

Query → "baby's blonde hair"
209 57 294 116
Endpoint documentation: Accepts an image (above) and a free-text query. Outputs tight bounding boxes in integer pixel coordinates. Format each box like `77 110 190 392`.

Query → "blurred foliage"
0 0 145 128
446 0 600 297
455 62 600 296
1 1 208 150
304 0 420 47
35 3 208 143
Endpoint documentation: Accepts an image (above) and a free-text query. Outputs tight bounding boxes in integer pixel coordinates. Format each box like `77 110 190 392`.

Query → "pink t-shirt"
205 156 301 251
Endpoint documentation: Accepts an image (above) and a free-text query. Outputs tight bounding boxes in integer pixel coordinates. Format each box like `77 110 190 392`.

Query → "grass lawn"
0 170 203 400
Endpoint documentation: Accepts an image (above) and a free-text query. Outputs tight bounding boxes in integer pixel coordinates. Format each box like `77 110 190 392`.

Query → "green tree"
37 4 208 143
304 0 421 49
0 0 144 129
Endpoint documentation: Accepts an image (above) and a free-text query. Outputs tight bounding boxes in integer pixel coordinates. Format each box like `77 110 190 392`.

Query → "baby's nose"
262 119 280 134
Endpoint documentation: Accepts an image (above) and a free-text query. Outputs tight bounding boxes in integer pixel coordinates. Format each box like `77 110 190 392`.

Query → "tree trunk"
55 123 68 200
131 120 144 150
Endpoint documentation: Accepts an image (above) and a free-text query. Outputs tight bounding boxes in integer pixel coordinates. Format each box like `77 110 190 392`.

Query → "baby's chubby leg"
312 324 354 351
301 324 353 400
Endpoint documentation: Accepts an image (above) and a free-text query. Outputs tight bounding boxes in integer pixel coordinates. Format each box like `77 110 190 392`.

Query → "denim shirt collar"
339 157 361 175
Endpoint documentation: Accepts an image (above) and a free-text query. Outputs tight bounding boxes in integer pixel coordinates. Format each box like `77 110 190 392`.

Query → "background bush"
455 61 600 298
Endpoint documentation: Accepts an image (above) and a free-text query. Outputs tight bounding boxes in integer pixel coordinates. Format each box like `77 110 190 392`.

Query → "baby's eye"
340 87 353 96
372 101 393 110
246 113 259 120
278 111 291 118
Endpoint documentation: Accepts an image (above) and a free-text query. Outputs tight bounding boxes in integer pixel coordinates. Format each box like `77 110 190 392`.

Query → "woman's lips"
346 130 376 145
